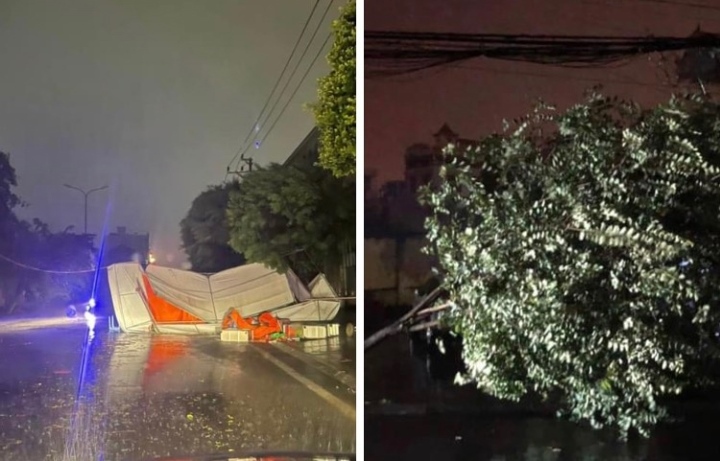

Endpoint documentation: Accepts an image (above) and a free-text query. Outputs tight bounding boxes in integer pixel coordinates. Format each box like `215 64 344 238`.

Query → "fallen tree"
420 91 720 439
364 286 446 350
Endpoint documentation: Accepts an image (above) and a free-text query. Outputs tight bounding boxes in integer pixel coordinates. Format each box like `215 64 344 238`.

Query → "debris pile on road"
221 310 296 342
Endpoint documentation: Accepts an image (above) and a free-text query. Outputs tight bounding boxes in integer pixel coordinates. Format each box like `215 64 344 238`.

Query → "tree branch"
364 286 444 350
408 320 441 332
415 303 451 317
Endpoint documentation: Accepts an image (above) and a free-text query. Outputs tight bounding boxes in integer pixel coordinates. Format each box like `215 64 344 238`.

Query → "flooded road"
0 321 356 461
365 334 720 461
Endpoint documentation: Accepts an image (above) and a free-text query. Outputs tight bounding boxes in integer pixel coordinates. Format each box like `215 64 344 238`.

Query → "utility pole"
64 184 108 234
226 154 255 177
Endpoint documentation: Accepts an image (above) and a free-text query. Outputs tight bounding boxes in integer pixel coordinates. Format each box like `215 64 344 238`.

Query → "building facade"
102 226 150 266
369 123 477 237
365 123 476 305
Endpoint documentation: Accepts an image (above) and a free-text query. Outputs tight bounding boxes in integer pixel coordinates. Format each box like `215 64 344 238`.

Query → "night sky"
366 0 720 186
0 0 339 266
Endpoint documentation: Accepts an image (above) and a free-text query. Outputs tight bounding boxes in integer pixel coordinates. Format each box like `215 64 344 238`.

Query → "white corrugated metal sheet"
107 262 340 334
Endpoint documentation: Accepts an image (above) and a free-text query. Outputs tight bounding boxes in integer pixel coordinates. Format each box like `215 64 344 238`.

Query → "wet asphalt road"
0 318 355 461
365 334 720 461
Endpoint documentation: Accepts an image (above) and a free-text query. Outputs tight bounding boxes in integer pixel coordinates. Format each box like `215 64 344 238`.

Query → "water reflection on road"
1 325 355 461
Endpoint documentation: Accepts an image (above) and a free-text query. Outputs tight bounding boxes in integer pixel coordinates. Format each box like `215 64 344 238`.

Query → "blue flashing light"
88 298 96 308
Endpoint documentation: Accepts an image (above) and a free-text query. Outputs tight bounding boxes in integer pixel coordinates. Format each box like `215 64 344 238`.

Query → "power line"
580 0 720 15
449 62 674 93
236 1 335 165
0 251 101 274
252 32 333 155
366 30 720 77
609 0 720 11
225 0 321 178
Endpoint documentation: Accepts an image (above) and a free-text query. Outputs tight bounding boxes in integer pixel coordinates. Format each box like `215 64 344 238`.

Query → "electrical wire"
0 251 105 274
449 62 675 93
366 30 720 77
224 0 321 179
236 1 335 165
253 32 333 153
616 0 720 11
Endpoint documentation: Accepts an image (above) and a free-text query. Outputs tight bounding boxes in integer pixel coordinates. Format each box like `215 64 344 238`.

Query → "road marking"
252 345 356 421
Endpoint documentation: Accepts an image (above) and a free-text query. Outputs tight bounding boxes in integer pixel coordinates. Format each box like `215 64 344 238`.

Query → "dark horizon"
365 0 720 189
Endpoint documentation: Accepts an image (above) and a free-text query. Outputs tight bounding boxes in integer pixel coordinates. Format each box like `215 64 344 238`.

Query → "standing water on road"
0 324 355 460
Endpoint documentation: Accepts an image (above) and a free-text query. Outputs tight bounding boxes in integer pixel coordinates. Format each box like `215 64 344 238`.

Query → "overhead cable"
256 32 333 152
366 30 720 77
237 1 335 163
225 0 321 177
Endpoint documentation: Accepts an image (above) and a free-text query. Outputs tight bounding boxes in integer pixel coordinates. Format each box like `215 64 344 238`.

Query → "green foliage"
0 152 94 313
226 163 354 272
0 151 22 247
310 0 356 178
0 151 21 216
18 221 96 306
422 91 720 438
180 182 245 273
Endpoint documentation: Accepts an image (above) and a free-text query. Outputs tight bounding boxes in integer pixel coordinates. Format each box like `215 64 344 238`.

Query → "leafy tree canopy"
0 152 95 313
227 163 354 272
0 151 21 238
422 91 720 438
311 0 356 178
180 182 245 273
16 221 96 307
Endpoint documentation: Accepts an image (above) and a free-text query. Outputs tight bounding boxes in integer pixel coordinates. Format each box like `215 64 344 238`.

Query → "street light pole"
63 184 108 234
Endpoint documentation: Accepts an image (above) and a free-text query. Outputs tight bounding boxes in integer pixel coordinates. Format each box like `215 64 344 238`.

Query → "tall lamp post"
64 184 108 234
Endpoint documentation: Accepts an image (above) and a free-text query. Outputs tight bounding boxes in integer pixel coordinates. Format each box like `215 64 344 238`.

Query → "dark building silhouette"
676 27 720 84
283 128 356 297
103 226 150 266
369 123 478 237
283 127 320 172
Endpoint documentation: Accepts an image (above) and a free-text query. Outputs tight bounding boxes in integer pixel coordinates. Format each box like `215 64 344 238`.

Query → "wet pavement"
279 337 356 391
0 320 356 461
365 334 720 461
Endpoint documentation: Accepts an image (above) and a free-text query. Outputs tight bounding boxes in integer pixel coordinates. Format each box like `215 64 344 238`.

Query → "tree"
226 163 354 273
0 151 24 311
311 0 356 178
0 151 22 261
180 182 245 273
0 152 95 314
422 91 720 438
15 220 95 309
0 152 21 219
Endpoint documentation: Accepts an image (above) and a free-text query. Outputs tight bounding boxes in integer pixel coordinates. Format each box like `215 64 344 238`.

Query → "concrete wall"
365 236 436 306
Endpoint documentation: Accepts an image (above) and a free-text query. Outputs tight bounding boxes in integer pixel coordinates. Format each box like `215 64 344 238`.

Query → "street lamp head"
63 183 108 234
64 184 108 194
